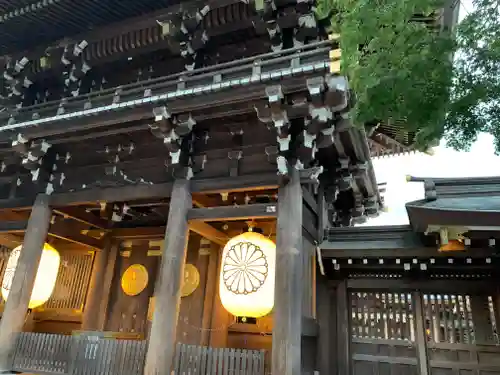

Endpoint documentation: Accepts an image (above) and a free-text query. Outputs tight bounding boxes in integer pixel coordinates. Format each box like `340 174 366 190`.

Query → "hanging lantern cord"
246 220 255 232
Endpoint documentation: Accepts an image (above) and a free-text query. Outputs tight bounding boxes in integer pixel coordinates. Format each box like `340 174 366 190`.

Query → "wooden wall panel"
208 245 230 348
176 235 219 345
103 234 221 341
105 241 160 336
200 241 219 346
176 234 202 343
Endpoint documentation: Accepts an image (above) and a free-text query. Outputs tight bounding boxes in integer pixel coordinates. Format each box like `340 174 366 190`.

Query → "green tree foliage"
444 0 500 153
316 0 455 150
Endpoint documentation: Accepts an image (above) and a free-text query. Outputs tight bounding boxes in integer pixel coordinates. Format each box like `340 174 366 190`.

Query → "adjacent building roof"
319 174 500 277
406 176 500 232
321 175 500 251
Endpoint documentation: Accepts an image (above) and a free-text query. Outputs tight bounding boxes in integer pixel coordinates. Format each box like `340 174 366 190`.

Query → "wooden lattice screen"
350 292 416 341
422 293 499 345
0 250 94 311
43 251 94 310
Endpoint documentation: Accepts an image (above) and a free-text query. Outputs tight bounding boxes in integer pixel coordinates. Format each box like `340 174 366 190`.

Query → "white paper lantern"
219 231 275 318
1 243 60 309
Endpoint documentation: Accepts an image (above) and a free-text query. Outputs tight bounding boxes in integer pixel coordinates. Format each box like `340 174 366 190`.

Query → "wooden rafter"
52 207 109 229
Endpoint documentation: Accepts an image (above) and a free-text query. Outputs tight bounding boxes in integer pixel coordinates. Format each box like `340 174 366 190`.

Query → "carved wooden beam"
49 220 104 249
109 222 228 246
52 207 109 229
187 203 277 222
0 233 23 248
0 209 104 249
188 220 228 246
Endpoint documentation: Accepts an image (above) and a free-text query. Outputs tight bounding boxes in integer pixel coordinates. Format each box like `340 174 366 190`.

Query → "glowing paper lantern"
219 231 276 318
1 243 60 309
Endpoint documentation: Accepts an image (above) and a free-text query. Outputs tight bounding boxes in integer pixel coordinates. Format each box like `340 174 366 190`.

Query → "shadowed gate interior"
332 278 500 375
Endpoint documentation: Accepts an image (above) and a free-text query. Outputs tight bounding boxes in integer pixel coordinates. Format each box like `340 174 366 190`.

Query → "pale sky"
361 0 484 227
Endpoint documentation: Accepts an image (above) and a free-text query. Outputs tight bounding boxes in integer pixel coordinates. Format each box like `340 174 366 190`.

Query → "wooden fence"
12 332 72 374
174 343 266 375
11 332 266 375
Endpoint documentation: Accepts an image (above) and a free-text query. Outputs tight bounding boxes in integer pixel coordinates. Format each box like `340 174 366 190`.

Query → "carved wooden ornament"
121 264 149 296
181 263 200 297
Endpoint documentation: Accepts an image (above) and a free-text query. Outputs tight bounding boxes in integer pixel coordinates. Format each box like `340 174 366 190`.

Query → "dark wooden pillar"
82 236 113 330
272 169 303 375
0 194 51 370
144 179 192 375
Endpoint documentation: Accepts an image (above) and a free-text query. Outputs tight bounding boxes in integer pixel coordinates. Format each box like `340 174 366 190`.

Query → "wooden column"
0 194 51 370
272 169 303 375
82 236 112 330
144 179 192 375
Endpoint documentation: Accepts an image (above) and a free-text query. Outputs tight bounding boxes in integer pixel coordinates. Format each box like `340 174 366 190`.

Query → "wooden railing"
12 332 72 374
71 334 147 375
174 343 266 375
11 332 266 375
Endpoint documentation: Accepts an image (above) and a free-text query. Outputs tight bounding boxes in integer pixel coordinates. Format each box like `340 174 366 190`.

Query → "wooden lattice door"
344 280 500 375
349 291 420 375
422 293 500 375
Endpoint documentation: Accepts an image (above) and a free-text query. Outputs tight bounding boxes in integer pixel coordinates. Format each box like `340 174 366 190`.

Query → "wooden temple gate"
0 0 462 371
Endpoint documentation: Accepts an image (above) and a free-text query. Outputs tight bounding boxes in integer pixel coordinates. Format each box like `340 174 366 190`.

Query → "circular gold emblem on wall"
181 264 200 297
121 264 149 296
